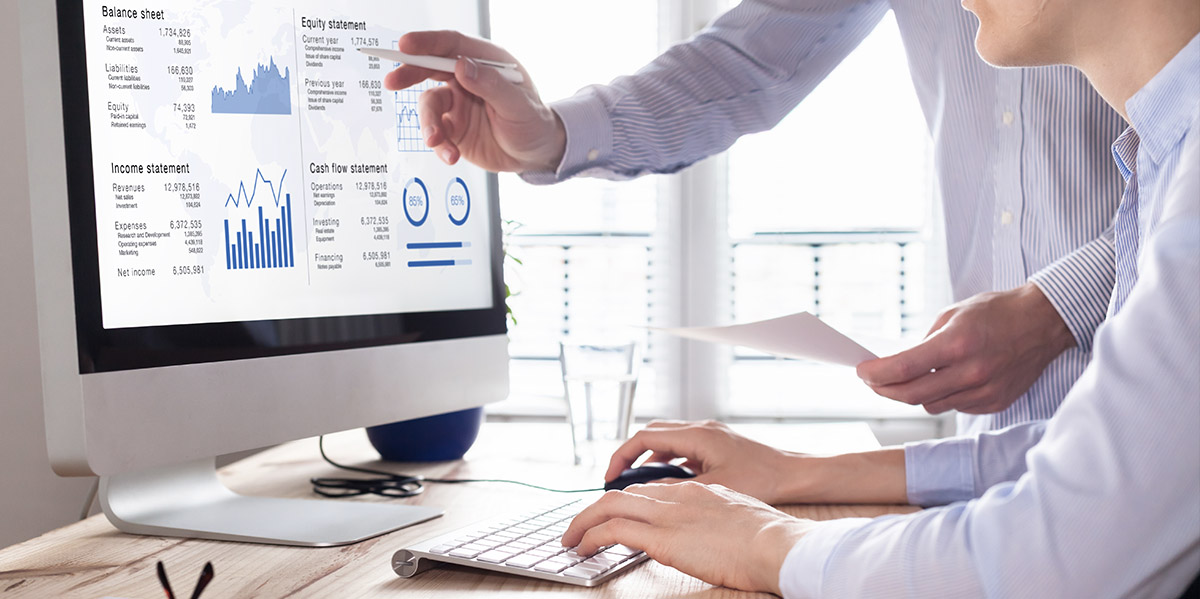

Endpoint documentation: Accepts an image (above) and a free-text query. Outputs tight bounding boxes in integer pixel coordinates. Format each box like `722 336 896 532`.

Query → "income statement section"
84 1 491 328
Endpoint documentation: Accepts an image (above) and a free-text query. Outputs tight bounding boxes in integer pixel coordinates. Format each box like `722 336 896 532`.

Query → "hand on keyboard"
562 482 817 595
394 496 648 586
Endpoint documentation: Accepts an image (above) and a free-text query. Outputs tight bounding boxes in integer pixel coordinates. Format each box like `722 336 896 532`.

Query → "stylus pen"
357 47 525 84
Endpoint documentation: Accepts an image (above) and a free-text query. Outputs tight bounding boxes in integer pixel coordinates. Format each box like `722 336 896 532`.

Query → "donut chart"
403 177 430 227
446 177 470 226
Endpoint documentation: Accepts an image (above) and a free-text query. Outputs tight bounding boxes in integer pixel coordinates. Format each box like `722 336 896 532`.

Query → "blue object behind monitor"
367 407 485 462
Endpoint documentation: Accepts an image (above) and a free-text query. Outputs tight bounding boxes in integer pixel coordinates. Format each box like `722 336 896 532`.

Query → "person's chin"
973 29 1017 67
976 35 1046 68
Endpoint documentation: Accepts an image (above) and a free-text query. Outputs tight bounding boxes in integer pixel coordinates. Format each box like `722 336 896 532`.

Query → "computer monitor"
18 0 508 546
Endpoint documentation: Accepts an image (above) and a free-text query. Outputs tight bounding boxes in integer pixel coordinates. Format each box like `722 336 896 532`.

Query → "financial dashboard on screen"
81 0 492 329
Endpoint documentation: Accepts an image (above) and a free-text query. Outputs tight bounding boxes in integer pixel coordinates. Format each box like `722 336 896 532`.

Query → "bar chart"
223 169 295 270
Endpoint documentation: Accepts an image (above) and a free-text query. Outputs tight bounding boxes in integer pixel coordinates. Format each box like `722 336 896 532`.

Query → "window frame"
492 0 949 438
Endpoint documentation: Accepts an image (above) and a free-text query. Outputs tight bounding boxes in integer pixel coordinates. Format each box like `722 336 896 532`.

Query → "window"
489 2 947 439
490 0 662 416
724 11 939 422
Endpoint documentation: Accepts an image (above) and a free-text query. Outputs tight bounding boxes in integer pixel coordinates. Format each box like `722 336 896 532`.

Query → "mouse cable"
310 435 604 498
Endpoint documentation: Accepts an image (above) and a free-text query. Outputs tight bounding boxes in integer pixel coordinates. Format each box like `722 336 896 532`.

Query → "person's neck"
1072 4 1200 124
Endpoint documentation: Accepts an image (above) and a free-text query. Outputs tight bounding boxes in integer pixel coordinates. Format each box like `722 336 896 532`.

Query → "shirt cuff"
1027 235 1116 352
518 91 614 185
904 436 977 507
779 518 873 599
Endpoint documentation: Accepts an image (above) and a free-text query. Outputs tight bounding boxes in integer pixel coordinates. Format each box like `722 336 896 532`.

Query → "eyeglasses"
156 560 214 599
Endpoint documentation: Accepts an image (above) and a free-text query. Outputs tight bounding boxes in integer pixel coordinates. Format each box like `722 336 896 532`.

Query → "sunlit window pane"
490 1 661 416
726 13 934 419
728 13 929 236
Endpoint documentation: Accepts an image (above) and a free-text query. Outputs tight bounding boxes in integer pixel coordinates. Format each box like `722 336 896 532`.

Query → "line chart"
225 168 288 208
394 80 437 153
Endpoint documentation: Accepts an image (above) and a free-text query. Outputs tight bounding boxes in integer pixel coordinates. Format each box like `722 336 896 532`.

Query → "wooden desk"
0 422 917 598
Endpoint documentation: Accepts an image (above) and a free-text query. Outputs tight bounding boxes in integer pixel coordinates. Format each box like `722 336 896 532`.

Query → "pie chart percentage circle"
403 177 430 227
445 177 471 226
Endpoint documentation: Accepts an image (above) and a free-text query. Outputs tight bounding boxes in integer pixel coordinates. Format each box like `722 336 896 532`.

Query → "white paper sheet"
652 312 878 367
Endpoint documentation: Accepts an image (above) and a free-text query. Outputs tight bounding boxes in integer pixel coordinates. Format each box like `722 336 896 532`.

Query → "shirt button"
586 149 600 161
1000 210 1014 225
1002 111 1014 126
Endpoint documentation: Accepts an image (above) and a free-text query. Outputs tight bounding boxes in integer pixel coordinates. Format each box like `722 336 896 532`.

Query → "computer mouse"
604 462 697 491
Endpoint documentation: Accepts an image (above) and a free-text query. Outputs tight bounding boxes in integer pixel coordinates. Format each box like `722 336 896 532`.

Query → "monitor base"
98 457 442 547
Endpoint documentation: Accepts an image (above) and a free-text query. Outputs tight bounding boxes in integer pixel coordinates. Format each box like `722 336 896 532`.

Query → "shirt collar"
1111 127 1140 181
1125 33 1200 164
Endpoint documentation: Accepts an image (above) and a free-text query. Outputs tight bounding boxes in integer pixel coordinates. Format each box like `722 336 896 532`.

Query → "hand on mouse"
605 420 796 504
606 420 909 505
562 481 815 595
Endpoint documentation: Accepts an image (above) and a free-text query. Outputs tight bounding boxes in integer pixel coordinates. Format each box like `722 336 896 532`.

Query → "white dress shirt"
781 34 1200 598
524 0 1126 434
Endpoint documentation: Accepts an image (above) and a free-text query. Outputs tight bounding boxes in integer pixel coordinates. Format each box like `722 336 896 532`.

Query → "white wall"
0 10 96 548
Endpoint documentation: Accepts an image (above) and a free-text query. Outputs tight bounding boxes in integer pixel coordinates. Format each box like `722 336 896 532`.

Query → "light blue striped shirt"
784 34 1200 598
525 0 1125 434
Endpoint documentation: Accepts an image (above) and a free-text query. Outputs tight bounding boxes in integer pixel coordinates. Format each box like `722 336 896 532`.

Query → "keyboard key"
606 544 641 557
428 545 456 555
561 549 589 564
533 557 575 573
503 554 544 569
448 544 489 558
586 553 626 569
476 550 518 564
561 562 608 580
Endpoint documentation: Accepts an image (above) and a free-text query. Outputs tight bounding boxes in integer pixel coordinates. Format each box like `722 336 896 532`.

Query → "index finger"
398 30 519 66
856 335 952 386
562 490 667 548
604 429 703 482
383 65 453 92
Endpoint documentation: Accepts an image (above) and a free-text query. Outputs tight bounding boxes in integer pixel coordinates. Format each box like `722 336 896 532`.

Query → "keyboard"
392 494 648 587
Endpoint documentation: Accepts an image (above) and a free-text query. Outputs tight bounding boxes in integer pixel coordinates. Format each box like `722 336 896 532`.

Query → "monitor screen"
58 0 505 373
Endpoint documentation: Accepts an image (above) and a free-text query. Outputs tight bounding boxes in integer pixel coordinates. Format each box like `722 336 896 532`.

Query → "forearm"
524 0 888 183
772 417 1049 508
774 448 908 505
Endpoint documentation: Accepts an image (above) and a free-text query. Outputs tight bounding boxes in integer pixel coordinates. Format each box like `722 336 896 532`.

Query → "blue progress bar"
408 259 473 268
407 241 466 249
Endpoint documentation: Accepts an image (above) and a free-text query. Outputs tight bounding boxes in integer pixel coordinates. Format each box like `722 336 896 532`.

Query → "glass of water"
558 340 640 467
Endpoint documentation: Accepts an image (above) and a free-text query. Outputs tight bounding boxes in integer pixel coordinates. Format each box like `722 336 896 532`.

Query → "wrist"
1017 282 1075 353
756 518 815 596
542 109 567 171
772 453 826 503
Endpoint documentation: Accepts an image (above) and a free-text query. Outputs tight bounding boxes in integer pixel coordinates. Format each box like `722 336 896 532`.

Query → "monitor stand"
98 457 442 546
